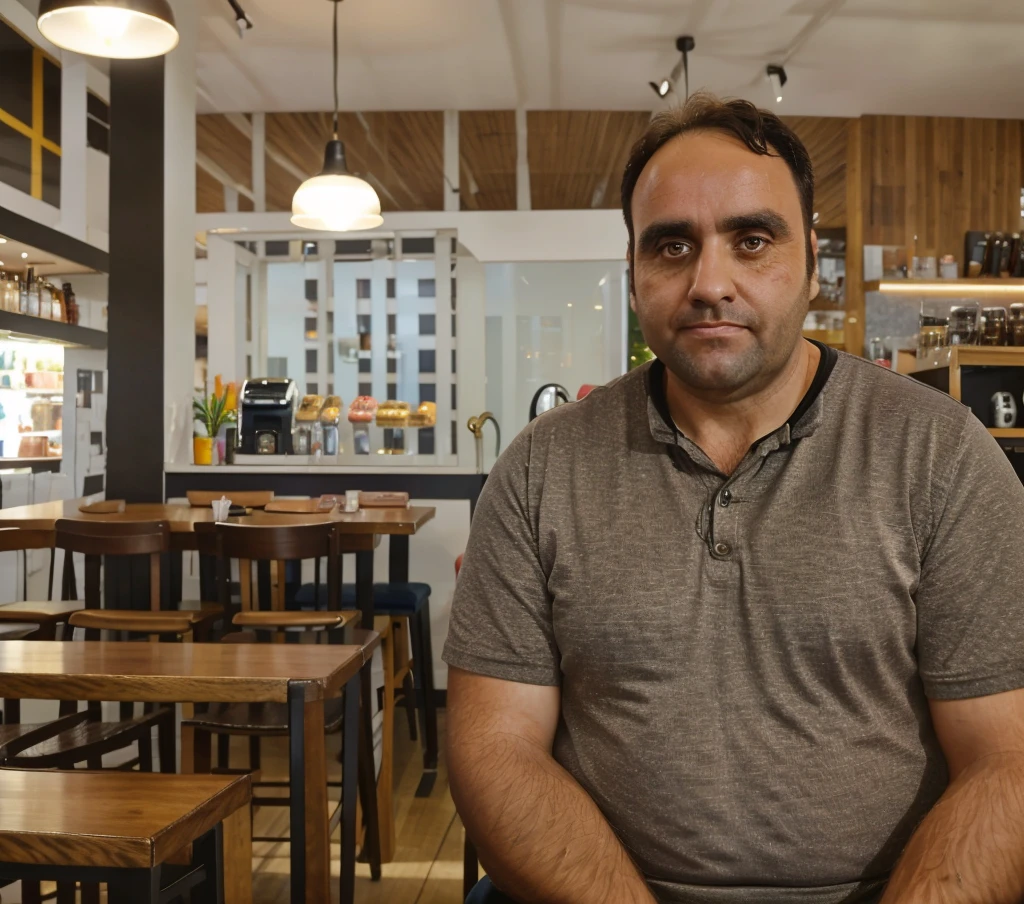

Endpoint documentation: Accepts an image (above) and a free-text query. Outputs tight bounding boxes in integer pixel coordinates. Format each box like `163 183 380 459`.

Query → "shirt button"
714 541 732 557
720 490 732 507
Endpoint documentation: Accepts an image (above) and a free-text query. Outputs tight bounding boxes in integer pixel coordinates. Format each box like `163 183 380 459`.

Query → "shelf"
866 278 1024 296
989 429 1024 438
0 311 106 348
0 387 64 395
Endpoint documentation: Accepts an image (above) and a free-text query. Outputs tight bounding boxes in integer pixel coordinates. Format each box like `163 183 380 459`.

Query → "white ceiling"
196 0 1024 118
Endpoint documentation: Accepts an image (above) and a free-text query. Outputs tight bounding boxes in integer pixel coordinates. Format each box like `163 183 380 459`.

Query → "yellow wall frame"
0 36 62 202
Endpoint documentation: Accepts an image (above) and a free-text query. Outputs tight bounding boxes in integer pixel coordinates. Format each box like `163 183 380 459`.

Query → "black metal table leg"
355 550 374 630
106 866 161 903
340 671 360 903
388 534 409 583
358 667 382 881
287 682 307 904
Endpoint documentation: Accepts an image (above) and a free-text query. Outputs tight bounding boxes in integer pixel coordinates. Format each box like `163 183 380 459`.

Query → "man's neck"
665 339 821 475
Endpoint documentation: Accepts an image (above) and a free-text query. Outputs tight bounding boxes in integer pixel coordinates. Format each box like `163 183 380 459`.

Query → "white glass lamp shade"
290 140 384 232
38 0 178 59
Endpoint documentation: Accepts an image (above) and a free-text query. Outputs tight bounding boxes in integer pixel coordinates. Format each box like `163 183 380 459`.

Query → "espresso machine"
238 378 299 454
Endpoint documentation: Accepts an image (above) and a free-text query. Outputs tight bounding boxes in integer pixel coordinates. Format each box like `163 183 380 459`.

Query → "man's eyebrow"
719 210 792 238
636 220 696 254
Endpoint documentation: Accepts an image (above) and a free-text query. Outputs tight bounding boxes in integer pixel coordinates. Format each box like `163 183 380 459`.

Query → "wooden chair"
0 529 80 641
0 769 252 904
183 521 383 877
186 489 274 509
54 519 223 639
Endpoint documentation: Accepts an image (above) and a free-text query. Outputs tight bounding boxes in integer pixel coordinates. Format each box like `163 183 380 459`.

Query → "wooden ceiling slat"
527 111 649 210
196 113 253 195
459 111 516 211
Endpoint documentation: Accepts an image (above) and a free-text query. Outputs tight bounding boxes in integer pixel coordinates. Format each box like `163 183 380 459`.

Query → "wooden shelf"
866 278 1024 295
801 328 845 349
0 311 106 348
989 428 1024 438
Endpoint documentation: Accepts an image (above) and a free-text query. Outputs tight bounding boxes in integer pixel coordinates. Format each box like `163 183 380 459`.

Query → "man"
443 93 1024 903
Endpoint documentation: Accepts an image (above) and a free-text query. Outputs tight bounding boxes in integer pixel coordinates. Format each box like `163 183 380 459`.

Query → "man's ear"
808 229 820 302
627 244 637 312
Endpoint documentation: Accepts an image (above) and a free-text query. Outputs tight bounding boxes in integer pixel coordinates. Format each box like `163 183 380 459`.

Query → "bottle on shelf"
62 282 78 325
22 268 39 317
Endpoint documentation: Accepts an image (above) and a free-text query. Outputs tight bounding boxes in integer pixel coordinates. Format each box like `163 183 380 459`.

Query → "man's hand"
881 687 1024 903
447 667 657 904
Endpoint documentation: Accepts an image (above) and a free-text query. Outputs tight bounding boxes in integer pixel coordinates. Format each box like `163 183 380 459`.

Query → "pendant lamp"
37 0 178 59
291 0 383 232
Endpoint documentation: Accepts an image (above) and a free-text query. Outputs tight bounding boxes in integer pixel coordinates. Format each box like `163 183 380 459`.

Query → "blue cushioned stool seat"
295 582 431 612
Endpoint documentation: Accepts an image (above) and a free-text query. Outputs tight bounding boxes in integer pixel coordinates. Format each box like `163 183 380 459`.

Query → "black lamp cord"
332 0 340 140
682 46 689 100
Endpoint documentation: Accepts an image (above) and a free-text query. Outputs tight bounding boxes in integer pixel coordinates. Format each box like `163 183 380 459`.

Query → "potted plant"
193 384 236 465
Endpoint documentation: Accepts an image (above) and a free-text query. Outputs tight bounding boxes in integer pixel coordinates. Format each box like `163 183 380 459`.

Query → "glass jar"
1011 304 1024 346
949 305 980 346
980 306 1008 346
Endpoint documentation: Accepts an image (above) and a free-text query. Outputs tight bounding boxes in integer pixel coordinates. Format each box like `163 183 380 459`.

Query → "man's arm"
881 688 1024 903
447 667 656 904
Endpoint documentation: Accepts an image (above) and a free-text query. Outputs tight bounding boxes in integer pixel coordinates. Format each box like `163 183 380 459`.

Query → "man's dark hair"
621 92 816 278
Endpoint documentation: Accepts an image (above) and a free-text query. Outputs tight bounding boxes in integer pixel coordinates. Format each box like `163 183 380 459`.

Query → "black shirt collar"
646 339 838 448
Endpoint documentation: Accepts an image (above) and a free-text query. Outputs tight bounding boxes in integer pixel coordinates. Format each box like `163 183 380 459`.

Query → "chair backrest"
0 527 55 552
54 520 170 611
54 519 170 557
186 490 274 509
208 521 339 615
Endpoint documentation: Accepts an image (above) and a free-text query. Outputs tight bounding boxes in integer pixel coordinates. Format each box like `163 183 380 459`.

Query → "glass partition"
484 261 628 462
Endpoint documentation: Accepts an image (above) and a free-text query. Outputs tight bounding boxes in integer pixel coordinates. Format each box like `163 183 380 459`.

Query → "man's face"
628 130 818 396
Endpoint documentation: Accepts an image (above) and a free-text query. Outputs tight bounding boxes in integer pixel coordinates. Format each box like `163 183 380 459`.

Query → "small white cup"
344 490 360 513
211 497 232 521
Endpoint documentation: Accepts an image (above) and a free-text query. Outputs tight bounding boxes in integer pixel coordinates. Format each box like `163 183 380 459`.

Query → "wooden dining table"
0 638 375 904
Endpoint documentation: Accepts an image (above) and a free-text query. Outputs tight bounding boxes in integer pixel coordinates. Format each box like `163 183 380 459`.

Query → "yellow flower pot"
193 436 213 466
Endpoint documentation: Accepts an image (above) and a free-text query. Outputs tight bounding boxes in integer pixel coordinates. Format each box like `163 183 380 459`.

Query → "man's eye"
741 236 768 252
662 242 688 257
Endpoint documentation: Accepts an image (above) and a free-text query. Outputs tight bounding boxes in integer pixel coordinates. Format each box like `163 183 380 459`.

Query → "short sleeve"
917 413 1024 699
442 428 560 686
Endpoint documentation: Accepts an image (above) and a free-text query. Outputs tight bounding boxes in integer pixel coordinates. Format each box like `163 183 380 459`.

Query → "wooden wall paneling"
527 111 648 210
864 115 1023 260
783 116 849 228
458 111 516 211
196 114 253 214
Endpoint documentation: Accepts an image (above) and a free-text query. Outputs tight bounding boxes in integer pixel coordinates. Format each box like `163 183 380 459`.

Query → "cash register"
238 378 299 454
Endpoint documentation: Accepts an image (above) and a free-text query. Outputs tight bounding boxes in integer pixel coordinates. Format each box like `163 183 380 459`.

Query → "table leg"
221 807 253 904
388 535 409 583
288 683 329 903
340 670 360 903
410 605 439 796
355 550 374 630
358 665 382 880
166 550 182 609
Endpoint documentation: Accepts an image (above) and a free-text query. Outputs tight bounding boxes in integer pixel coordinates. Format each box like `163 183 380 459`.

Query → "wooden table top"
0 497 436 536
0 640 373 703
0 769 250 869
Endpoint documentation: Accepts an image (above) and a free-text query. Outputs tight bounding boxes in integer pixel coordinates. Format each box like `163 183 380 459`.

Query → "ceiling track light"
37 0 178 59
225 0 253 38
649 35 695 102
767 64 787 104
290 0 383 233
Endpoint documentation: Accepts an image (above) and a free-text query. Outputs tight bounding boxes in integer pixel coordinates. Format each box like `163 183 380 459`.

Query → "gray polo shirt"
443 347 1024 904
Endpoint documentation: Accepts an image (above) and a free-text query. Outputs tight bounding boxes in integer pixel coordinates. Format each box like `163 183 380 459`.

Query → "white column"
163 0 198 466
223 186 239 212
251 112 266 212
206 235 244 387
58 58 88 240
515 107 531 211
443 110 460 212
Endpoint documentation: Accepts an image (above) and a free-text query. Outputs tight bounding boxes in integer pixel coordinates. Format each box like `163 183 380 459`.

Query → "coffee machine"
238 378 299 454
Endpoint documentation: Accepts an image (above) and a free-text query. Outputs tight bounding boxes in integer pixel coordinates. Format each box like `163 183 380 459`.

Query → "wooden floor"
249 710 465 904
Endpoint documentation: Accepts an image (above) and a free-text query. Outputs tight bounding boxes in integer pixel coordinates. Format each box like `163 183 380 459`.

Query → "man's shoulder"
829 350 972 426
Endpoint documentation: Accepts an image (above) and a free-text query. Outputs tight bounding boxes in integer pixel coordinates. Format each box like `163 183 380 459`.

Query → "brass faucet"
466 412 501 472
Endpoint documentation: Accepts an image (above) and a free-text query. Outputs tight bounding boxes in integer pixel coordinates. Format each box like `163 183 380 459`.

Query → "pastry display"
408 401 436 428
320 396 342 424
295 395 324 422
376 400 411 427
348 396 378 423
